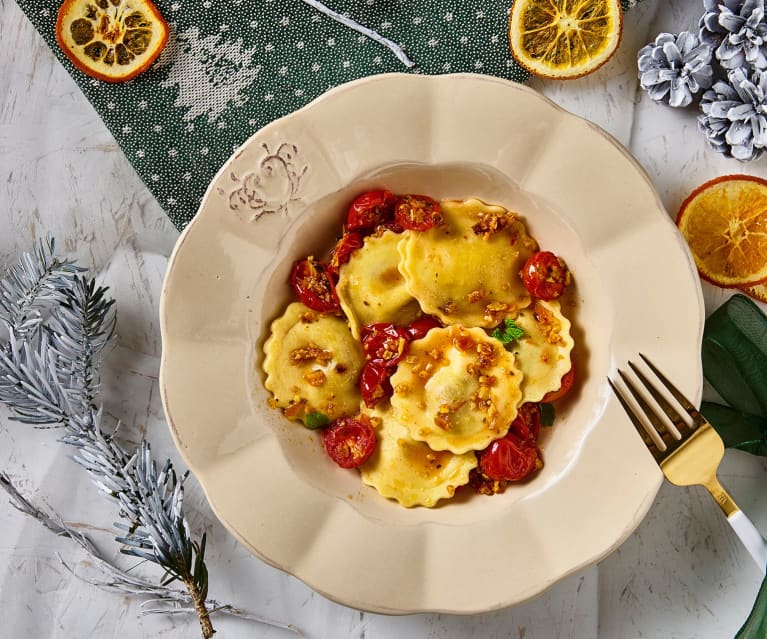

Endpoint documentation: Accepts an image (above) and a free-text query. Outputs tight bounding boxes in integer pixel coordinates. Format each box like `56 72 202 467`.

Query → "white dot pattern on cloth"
18 0 640 229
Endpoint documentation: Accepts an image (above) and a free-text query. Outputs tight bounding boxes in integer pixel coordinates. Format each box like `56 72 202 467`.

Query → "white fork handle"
728 510 767 573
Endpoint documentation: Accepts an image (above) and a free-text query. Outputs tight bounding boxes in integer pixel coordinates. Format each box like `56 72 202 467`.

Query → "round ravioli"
263 302 364 424
390 325 523 454
398 198 538 328
336 230 422 339
508 300 575 403
360 406 477 508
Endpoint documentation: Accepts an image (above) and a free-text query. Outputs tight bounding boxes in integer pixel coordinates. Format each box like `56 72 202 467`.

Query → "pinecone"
638 32 713 107
698 66 767 160
699 0 767 70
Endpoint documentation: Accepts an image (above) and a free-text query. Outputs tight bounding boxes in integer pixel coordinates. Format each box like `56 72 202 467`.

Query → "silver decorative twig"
300 0 415 67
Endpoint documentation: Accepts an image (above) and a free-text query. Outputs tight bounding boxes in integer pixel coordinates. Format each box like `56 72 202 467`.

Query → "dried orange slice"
742 283 767 303
509 0 623 80
56 0 168 83
676 175 767 288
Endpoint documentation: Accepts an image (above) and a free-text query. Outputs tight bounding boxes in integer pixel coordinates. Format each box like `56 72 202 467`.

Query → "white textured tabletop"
2 0 767 637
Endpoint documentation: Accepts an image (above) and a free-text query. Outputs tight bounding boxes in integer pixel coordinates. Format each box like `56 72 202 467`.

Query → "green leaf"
735 571 767 639
702 294 767 418
492 319 525 344
539 403 555 426
701 402 767 457
304 411 330 430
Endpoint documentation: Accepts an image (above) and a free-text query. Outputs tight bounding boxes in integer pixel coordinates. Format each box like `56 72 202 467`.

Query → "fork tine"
627 360 697 438
639 353 707 428
616 369 679 455
608 377 664 462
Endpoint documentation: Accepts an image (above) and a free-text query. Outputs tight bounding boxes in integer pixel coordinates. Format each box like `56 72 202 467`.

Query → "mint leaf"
492 318 525 344
540 403 555 426
304 411 330 430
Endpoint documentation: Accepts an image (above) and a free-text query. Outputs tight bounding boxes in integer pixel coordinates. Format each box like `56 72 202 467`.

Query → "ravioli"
390 325 523 454
397 198 538 328
263 302 364 424
509 300 575 403
360 406 477 508
336 230 422 339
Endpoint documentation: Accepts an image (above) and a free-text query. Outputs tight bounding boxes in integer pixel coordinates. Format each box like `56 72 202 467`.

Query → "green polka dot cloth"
18 0 642 229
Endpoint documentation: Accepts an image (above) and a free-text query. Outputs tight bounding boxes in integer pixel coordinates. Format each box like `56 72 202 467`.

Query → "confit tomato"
359 361 393 408
327 231 364 276
394 194 444 231
541 365 575 403
346 189 396 232
509 402 541 442
520 251 570 300
361 323 410 367
478 432 540 482
322 415 377 468
290 257 340 313
405 315 441 340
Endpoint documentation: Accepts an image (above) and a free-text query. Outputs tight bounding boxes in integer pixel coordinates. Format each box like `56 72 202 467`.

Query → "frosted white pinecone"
638 32 713 107
698 66 767 160
699 0 767 70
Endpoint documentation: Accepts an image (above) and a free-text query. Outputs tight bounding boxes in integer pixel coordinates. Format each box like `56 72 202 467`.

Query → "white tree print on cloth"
160 26 262 123
224 143 308 222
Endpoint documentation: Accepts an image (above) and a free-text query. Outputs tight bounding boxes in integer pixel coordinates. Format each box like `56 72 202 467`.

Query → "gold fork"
609 354 767 572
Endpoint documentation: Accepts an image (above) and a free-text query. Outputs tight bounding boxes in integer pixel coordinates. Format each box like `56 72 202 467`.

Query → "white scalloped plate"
159 73 704 614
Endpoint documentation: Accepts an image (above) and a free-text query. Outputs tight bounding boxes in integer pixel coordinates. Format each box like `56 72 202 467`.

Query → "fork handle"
727 510 767 574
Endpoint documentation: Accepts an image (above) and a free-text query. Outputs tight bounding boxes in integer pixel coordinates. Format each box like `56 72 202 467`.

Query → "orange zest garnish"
508 0 623 80
56 0 169 83
676 175 767 288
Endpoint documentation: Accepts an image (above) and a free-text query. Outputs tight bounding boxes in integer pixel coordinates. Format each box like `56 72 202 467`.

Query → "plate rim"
159 72 704 614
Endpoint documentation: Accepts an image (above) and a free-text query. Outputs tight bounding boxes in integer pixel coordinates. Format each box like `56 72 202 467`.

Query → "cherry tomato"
290 257 340 313
322 415 377 468
327 232 364 276
406 315 441 340
520 251 570 300
478 432 540 482
541 366 576 403
346 190 396 232
394 195 444 231
509 402 541 442
359 361 393 408
361 323 410 367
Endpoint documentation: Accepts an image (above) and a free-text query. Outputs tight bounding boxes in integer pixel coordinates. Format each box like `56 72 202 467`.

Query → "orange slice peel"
676 174 767 288
742 283 767 303
56 0 169 83
509 0 623 80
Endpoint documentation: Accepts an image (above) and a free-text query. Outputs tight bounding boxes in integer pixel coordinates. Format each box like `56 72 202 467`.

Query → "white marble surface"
2 0 767 637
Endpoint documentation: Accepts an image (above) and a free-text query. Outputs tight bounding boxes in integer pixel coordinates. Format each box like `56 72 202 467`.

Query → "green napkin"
16 0 641 229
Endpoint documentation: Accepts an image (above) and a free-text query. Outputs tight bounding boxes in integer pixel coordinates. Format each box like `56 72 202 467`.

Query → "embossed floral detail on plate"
224 143 308 222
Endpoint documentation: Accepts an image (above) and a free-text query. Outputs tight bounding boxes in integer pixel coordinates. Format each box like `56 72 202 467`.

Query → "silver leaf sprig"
0 473 300 634
0 236 293 637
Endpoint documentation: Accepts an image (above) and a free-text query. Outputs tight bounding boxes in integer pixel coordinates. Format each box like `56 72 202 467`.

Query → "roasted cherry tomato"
327 232 364 276
541 366 576 403
346 189 396 232
361 322 410 367
406 315 441 340
478 432 540 482
359 361 393 408
322 415 377 468
394 194 444 231
509 402 541 442
289 257 340 313
520 251 570 300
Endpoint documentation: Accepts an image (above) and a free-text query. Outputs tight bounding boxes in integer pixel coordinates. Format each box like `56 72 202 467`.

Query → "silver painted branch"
0 472 302 636
299 0 415 67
